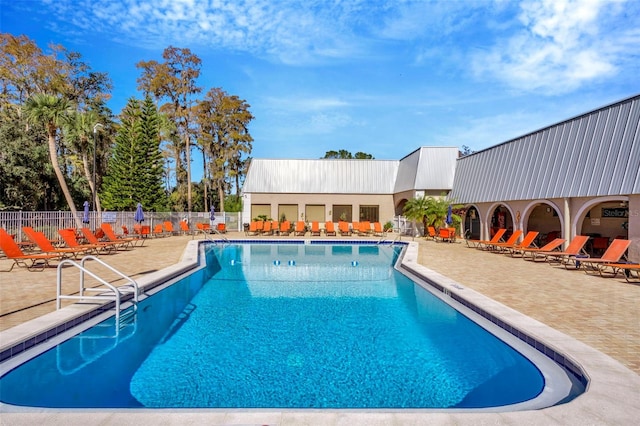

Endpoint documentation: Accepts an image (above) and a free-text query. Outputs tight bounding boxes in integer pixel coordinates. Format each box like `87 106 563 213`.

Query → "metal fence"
0 211 242 242
1 211 415 242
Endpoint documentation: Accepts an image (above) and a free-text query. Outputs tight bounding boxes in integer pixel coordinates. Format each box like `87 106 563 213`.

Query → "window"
251 204 271 220
359 205 379 222
332 205 352 222
278 204 298 222
305 205 325 222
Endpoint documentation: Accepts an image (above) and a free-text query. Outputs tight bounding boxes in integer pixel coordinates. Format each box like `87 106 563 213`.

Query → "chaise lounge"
529 235 590 263
513 238 565 259
0 228 62 271
566 239 631 272
22 226 91 259
466 228 506 249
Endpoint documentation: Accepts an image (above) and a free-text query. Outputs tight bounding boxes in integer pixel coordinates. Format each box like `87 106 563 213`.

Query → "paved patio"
1 231 639 425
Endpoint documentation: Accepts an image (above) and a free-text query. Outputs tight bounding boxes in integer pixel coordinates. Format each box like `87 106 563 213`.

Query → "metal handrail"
56 255 139 323
377 233 402 246
194 228 230 245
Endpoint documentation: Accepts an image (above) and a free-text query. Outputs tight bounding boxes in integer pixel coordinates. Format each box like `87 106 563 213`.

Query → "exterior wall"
463 195 639 262
246 193 396 226
393 189 416 215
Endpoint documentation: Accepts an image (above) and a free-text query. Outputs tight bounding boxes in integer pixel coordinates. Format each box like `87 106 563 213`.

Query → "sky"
2 0 640 181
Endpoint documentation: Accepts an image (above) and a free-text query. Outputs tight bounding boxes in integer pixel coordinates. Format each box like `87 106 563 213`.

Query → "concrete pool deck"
1 232 639 424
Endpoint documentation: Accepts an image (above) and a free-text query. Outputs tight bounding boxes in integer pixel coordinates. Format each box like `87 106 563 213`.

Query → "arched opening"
395 199 408 216
464 205 481 239
578 199 629 256
489 204 514 239
525 202 562 246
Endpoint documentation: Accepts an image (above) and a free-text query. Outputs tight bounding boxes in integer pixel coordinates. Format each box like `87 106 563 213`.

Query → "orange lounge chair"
338 221 351 236
567 239 631 271
503 231 539 255
427 226 437 241
81 227 128 250
255 221 264 234
485 230 523 251
152 223 168 237
279 221 291 236
466 229 506 248
58 228 116 255
531 235 590 263
437 227 456 243
22 226 90 259
0 228 62 271
216 223 226 234
245 221 258 236
324 222 336 236
101 223 137 248
483 230 521 251
295 221 306 236
179 220 192 235
359 221 372 236
516 238 565 259
262 221 273 235
163 221 180 236
121 225 145 246
372 222 383 236
134 224 152 238
310 221 321 236
595 263 640 282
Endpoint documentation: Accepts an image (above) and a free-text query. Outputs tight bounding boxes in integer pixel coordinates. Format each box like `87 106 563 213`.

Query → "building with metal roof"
450 94 639 262
242 147 459 226
241 94 639 261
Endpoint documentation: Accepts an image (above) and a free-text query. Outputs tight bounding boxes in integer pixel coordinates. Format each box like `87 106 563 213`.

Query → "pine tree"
139 96 167 211
101 97 167 211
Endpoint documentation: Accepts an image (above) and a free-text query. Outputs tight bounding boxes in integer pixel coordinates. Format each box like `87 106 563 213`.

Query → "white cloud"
471 0 630 94
35 0 368 65
263 96 350 112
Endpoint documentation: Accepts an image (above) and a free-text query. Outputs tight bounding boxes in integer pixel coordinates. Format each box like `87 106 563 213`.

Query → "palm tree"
64 110 103 213
404 195 457 236
24 94 81 226
403 196 431 236
426 196 451 229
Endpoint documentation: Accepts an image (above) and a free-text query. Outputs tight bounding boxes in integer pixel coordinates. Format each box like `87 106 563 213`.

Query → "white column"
563 197 571 249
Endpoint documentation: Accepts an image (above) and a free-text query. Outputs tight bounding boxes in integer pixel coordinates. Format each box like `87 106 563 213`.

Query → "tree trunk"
185 133 192 212
202 150 208 209
82 153 102 213
218 183 225 213
48 130 81 227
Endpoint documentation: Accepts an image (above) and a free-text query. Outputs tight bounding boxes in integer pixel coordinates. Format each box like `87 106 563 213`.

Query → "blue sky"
2 0 639 179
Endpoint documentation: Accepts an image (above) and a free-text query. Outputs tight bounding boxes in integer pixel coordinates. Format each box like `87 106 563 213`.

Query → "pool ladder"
56 255 140 325
197 228 230 245
55 304 138 375
377 233 402 246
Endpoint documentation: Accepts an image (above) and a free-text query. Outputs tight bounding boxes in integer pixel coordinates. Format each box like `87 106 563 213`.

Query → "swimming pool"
0 241 580 409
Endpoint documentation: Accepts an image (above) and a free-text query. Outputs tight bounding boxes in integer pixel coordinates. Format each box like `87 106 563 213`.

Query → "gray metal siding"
243 159 399 194
451 95 640 203
413 147 459 190
394 149 420 193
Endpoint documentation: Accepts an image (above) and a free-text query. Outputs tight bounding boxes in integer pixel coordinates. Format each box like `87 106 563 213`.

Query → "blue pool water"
0 243 545 408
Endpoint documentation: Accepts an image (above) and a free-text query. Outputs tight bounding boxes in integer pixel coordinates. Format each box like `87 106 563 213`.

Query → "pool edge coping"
1 239 640 424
